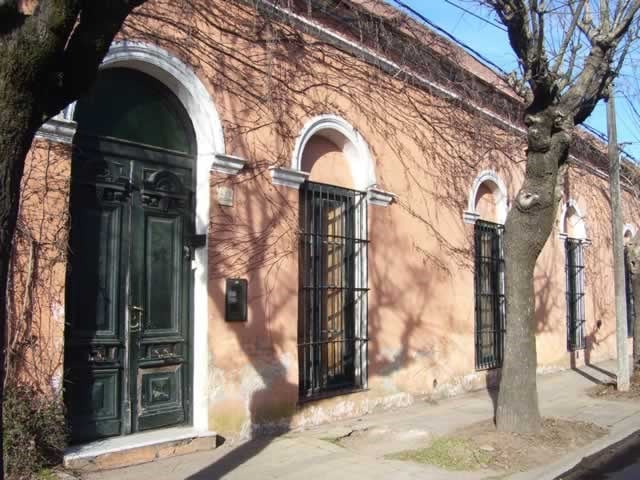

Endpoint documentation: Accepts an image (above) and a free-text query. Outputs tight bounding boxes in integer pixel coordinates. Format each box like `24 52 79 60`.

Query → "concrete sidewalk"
83 361 640 480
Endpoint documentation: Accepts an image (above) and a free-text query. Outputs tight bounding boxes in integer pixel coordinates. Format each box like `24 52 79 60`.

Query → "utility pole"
608 84 630 392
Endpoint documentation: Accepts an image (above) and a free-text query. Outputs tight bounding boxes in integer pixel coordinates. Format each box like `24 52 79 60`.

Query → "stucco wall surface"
11 0 640 442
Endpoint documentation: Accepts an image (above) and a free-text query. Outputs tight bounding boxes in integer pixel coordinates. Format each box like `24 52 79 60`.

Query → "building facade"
9 0 639 452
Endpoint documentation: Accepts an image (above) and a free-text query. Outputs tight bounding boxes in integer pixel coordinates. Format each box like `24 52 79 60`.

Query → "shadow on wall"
112 1 541 477
188 185 451 478
6 141 70 395
125 0 526 269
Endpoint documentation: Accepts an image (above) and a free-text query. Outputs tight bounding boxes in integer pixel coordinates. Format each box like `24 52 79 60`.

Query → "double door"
65 138 194 444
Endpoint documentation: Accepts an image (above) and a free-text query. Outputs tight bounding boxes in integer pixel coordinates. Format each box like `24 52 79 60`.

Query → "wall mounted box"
225 278 247 322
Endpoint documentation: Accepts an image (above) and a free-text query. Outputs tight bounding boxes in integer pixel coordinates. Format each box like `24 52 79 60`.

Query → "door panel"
137 365 184 430
66 141 193 443
145 215 182 333
65 154 130 443
133 164 191 432
71 206 123 336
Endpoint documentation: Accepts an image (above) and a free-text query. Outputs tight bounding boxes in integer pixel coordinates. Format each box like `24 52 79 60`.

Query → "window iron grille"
474 220 505 370
625 247 635 337
298 181 369 400
566 238 586 351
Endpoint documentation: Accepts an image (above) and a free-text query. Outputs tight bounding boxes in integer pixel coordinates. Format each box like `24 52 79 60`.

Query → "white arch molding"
623 223 637 240
270 114 394 205
559 198 588 240
463 170 509 224
67 40 224 433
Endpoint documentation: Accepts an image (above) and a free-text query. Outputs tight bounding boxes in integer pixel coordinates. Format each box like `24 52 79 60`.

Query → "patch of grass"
35 469 58 480
386 437 491 471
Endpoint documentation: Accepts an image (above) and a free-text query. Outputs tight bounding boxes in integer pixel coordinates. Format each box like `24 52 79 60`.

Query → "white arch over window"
293 114 377 191
271 114 394 204
463 170 508 224
559 199 588 240
624 223 637 238
68 40 225 433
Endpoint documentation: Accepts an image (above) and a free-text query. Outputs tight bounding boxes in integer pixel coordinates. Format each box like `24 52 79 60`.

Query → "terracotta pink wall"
119 0 640 437
8 139 70 395
11 0 640 440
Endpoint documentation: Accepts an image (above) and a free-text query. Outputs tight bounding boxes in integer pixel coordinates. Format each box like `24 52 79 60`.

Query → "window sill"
475 364 502 372
567 345 586 353
297 386 369 406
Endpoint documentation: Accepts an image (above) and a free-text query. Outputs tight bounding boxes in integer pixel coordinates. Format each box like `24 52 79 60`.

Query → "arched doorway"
64 68 197 443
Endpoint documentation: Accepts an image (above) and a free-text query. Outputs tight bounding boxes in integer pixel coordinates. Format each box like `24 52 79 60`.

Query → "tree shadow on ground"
570 322 615 385
186 436 275 479
486 369 502 422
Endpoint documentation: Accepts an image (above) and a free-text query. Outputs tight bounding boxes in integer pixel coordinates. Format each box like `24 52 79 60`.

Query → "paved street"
84 360 640 480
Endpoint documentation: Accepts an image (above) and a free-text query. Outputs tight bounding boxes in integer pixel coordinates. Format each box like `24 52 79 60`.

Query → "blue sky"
390 1 640 159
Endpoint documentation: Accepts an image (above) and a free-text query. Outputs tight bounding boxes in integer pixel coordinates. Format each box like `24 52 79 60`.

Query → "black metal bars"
566 238 586 351
298 181 368 399
474 220 505 370
625 247 635 337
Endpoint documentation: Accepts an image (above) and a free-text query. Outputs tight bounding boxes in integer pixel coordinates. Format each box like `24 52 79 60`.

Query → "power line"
442 0 507 32
583 122 639 162
392 0 511 77
390 1 639 161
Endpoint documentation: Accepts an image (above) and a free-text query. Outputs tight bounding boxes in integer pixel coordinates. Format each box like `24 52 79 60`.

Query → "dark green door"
64 68 197 444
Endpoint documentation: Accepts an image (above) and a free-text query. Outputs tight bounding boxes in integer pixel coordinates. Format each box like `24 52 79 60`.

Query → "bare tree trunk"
0 98 40 479
0 5 147 476
496 108 571 433
607 89 630 391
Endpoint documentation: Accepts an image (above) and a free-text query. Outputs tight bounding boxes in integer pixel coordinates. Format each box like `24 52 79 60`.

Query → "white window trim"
274 114 396 206
212 153 247 175
463 170 508 224
623 223 637 239
559 198 588 241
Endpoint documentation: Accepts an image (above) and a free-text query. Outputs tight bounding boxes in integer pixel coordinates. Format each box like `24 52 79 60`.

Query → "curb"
510 411 640 479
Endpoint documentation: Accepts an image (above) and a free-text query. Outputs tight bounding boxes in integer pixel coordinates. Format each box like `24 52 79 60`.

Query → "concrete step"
63 427 219 472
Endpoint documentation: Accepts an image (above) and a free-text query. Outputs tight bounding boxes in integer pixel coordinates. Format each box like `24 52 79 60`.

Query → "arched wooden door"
64 68 197 444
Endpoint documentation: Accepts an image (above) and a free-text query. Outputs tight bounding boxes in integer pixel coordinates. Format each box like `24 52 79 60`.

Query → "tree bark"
0 101 41 480
496 107 571 433
0 3 147 476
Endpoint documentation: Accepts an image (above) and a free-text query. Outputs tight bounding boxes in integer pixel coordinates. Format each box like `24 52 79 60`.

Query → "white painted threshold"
64 426 217 464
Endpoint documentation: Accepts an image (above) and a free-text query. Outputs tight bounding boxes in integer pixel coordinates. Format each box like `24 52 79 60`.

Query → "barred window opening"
625 247 635 337
566 238 586 351
474 220 505 370
298 181 368 399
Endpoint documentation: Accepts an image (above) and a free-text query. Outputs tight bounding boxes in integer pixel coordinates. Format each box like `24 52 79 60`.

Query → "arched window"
561 204 587 240
300 135 354 189
74 68 196 155
465 171 508 370
295 116 369 399
560 201 587 351
463 170 508 225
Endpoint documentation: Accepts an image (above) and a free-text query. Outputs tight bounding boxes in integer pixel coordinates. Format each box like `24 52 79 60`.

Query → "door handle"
129 305 144 333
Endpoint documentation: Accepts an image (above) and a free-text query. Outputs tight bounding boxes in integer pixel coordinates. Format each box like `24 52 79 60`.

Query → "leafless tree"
479 0 640 433
0 1 148 476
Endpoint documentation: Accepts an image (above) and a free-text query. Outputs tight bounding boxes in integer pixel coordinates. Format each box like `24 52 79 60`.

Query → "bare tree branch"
552 0 585 76
608 0 640 42
43 0 147 119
